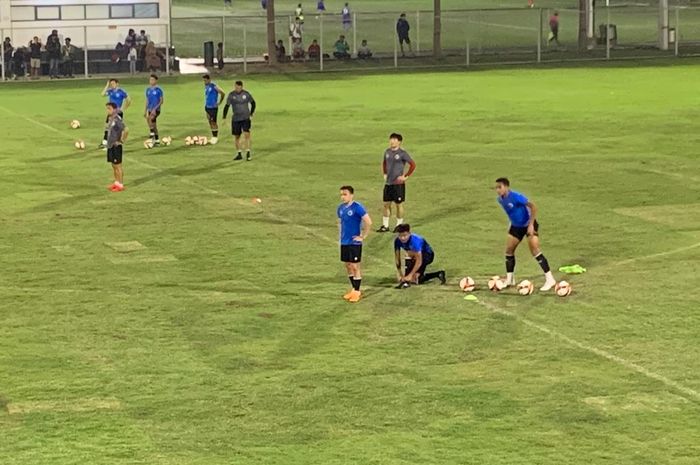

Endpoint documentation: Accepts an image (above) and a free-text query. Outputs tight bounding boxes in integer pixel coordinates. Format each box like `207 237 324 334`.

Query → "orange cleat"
110 183 124 192
347 290 362 303
343 289 355 300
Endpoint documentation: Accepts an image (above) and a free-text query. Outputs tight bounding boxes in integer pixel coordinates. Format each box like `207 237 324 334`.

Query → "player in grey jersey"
378 133 416 232
223 80 256 161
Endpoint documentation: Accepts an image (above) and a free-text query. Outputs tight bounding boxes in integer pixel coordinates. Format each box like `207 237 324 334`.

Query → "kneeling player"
394 224 446 288
495 177 557 291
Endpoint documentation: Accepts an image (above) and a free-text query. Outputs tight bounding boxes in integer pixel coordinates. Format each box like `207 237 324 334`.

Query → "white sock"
382 216 390 228
396 218 404 227
545 271 555 282
114 181 123 187
506 272 514 283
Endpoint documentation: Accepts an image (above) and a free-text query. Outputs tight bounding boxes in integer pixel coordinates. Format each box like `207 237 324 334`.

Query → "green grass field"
1 64 700 464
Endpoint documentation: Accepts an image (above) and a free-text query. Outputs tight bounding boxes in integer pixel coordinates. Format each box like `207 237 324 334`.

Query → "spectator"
61 37 75 78
396 13 412 56
217 42 224 70
46 30 61 79
317 0 325 12
342 3 352 31
12 46 26 79
224 0 232 7
261 0 267 9
29 36 42 78
128 45 138 75
292 37 305 60
144 41 162 72
357 39 372 59
276 39 286 62
308 39 320 60
548 11 560 47
124 29 136 53
333 35 350 59
2 37 13 79
295 3 304 23
136 30 149 55
290 19 303 42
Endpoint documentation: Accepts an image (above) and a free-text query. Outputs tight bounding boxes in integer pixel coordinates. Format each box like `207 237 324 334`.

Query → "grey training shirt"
384 148 413 185
107 115 125 148
226 90 256 122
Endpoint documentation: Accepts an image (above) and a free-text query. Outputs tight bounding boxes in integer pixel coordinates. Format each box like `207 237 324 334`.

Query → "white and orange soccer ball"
74 140 85 150
517 279 534 296
459 277 475 292
143 139 154 149
70 119 81 129
185 136 193 146
192 136 201 145
555 281 572 297
161 136 172 146
488 275 506 292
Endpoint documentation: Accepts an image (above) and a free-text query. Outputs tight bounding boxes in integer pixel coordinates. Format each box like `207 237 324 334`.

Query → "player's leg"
526 226 556 291
244 128 252 161
101 115 109 148
406 37 413 54
504 232 521 286
395 202 405 230
379 199 392 232
152 112 160 144
419 255 446 285
399 39 405 56
348 261 363 302
343 259 355 300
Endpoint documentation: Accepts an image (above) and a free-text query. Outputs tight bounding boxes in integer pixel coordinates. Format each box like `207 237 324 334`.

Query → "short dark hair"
235 80 243 86
389 132 403 141
109 78 119 83
340 185 354 194
202 74 210 80
150 74 158 80
65 38 71 42
217 42 223 47
495 177 510 186
106 102 117 109
395 224 411 233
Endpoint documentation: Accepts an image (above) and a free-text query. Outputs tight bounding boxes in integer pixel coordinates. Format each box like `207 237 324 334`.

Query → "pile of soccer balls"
70 120 85 150
459 276 572 297
144 136 172 149
184 136 213 146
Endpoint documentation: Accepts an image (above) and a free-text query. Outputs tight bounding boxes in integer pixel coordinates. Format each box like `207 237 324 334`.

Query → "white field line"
466 19 537 32
7 105 700 402
607 241 700 268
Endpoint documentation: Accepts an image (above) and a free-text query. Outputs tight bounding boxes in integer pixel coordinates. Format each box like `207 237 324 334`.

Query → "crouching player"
394 224 446 288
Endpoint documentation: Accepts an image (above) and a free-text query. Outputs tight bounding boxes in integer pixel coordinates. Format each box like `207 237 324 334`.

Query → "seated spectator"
308 39 320 60
292 37 305 60
333 35 350 59
144 41 162 72
276 39 286 62
61 37 75 78
3 37 13 79
357 39 372 59
124 29 136 53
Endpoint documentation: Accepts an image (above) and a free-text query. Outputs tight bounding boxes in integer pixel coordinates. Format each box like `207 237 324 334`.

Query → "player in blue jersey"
337 185 372 303
495 177 557 291
202 74 225 144
393 224 446 288
144 74 164 144
99 78 131 148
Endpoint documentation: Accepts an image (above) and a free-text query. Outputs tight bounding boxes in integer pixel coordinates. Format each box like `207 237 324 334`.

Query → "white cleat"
210 137 218 145
503 278 516 287
540 280 557 292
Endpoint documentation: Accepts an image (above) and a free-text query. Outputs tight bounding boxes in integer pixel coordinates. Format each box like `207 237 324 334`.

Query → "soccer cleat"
246 152 251 161
376 225 390 233
347 290 362 303
210 137 218 145
503 277 516 287
438 271 447 285
395 281 410 289
540 279 557 292
109 184 124 192
343 289 355 300
234 153 243 161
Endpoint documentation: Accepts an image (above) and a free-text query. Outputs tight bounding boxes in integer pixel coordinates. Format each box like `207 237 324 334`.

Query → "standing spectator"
317 0 325 13
292 37 305 60
342 3 352 31
396 13 413 57
128 46 138 75
548 11 560 47
216 42 224 70
2 37 13 79
136 30 149 58
46 30 61 79
61 38 75 78
124 29 136 52
290 19 303 43
224 0 232 8
308 39 320 60
12 46 26 79
276 39 287 62
333 35 350 59
29 36 42 79
295 3 304 23
261 0 267 10
144 41 162 72
357 39 372 59
528 0 535 7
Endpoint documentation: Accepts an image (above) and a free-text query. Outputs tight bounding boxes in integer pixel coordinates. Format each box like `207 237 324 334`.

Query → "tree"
266 0 278 63
433 0 442 58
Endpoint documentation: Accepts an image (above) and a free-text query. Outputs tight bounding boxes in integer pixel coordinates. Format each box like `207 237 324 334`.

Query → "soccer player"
394 224 445 288
223 80 256 161
202 74 225 144
378 133 416 233
337 185 372 303
144 74 163 145
105 102 128 192
495 177 557 291
99 78 130 149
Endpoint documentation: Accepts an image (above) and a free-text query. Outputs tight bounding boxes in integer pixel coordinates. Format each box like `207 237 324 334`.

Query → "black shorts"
232 119 252 136
399 35 411 45
383 183 406 204
107 145 123 164
509 220 539 241
104 111 124 123
205 107 219 123
147 109 160 122
340 244 362 263
405 251 434 277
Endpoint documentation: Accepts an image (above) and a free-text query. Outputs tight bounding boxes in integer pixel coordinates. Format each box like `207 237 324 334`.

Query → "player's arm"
223 95 231 119
382 158 387 182
395 248 404 281
396 159 416 183
120 126 129 144
216 86 225 106
405 251 422 282
101 80 110 96
526 200 538 234
249 94 256 118
353 214 372 242
122 95 131 111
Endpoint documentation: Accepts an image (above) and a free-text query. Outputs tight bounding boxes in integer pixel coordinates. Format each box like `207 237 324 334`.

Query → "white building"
0 0 170 49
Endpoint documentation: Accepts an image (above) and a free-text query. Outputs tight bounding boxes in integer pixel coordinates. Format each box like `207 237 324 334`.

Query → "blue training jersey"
394 233 433 255
146 86 163 111
337 201 367 246
205 82 220 108
106 88 128 109
498 190 531 227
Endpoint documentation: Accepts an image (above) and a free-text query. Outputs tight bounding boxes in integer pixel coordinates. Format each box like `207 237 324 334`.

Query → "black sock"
420 271 442 283
535 253 551 273
212 130 218 137
352 278 361 291
348 276 354 287
102 130 108 141
154 130 159 140
506 255 515 273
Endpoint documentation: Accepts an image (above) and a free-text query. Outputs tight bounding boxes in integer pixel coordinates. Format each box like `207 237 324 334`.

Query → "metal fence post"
222 16 226 56
466 40 470 67
606 6 611 60
675 7 680 57
352 12 357 57
416 10 420 55
288 15 293 59
394 26 398 68
83 26 89 78
1 28 5 81
243 23 248 74
537 8 542 63
320 13 324 71
165 25 171 74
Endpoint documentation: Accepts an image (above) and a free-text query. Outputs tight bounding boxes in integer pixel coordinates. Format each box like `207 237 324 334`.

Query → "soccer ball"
144 139 154 149
185 136 193 146
210 136 218 145
200 136 208 146
517 280 534 296
459 277 475 292
488 275 506 292
555 281 572 297
161 136 172 146
74 140 85 150
70 120 80 129
192 136 200 145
